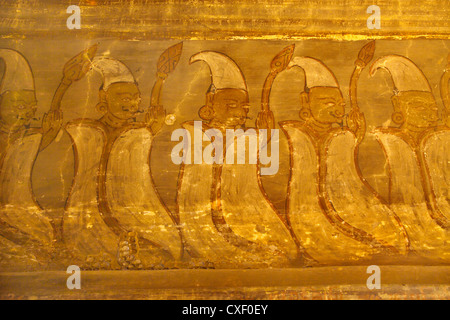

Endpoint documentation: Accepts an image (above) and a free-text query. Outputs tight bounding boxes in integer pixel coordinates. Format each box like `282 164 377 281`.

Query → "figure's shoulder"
373 126 400 134
421 125 450 146
181 120 195 130
118 122 152 135
278 120 304 130
181 121 214 134
423 125 450 137
372 126 405 140
66 118 104 130
65 118 108 140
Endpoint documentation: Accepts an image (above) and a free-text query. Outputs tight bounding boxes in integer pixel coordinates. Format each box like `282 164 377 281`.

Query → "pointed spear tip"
86 44 98 60
357 40 376 66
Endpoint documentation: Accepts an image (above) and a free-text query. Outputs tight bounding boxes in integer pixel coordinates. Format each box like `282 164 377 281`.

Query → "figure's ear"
96 89 108 114
391 94 400 111
390 94 405 125
299 91 311 120
206 91 215 106
198 105 215 120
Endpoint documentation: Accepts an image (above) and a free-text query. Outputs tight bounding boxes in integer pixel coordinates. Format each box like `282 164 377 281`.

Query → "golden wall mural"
0 0 449 300
1 39 449 270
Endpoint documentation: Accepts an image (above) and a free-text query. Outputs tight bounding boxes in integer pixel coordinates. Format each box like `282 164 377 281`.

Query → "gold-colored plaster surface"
0 0 449 299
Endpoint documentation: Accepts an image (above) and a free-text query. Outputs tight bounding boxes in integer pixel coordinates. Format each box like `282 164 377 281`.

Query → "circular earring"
391 111 405 125
96 102 108 114
299 108 311 121
199 105 215 120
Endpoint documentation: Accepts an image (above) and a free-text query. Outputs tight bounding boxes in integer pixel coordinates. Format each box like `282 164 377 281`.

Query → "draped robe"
0 129 53 268
280 121 408 264
177 122 298 268
64 120 182 265
374 127 450 261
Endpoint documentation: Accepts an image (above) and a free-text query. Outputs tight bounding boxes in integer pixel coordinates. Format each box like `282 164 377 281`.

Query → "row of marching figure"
0 41 449 270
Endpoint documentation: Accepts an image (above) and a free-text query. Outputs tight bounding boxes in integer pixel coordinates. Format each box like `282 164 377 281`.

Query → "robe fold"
281 121 407 264
0 130 53 267
177 122 298 268
374 128 450 261
64 120 181 264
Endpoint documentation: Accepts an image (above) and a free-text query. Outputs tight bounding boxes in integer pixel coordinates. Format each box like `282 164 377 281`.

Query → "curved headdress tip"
369 54 413 76
0 48 23 56
288 56 322 67
189 51 207 65
287 56 306 70
368 55 391 77
287 60 297 70
0 49 30 67
287 56 339 88
0 48 35 93
189 51 234 64
369 55 431 92
90 56 135 89
189 51 247 91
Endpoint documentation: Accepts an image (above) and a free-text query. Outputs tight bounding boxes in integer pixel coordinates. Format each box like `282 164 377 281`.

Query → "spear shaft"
261 44 295 112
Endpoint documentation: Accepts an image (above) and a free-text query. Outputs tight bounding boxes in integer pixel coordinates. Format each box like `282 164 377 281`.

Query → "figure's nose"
335 109 344 117
334 104 345 117
130 100 139 112
25 106 37 118
430 111 439 122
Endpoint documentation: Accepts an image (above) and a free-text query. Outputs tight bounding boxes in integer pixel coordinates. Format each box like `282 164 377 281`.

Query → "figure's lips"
330 112 344 119
16 115 31 121
121 106 137 113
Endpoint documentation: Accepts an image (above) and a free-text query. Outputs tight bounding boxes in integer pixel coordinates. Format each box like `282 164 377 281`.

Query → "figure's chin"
113 113 136 121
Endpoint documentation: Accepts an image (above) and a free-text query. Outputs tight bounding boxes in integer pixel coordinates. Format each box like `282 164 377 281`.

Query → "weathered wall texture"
0 0 449 299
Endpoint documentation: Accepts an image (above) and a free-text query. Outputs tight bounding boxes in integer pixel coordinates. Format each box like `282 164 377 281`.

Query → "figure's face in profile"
210 88 250 128
394 91 439 128
105 82 141 120
307 87 345 124
0 90 37 131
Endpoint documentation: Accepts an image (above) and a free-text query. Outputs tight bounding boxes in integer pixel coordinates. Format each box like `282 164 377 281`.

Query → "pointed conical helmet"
0 49 34 94
369 55 431 93
91 56 135 90
189 51 247 91
288 56 339 89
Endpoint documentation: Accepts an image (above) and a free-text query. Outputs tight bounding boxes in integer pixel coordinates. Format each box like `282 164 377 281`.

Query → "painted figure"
63 44 183 269
369 54 450 261
176 51 300 268
0 47 91 269
279 43 409 264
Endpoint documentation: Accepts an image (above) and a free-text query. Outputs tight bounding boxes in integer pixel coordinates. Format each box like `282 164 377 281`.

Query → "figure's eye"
326 102 335 107
227 103 237 108
122 98 131 102
16 104 26 110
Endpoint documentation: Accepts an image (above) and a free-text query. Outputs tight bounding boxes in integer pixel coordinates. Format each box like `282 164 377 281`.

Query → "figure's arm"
145 42 183 135
440 53 450 127
40 45 97 151
145 72 167 135
347 41 375 144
